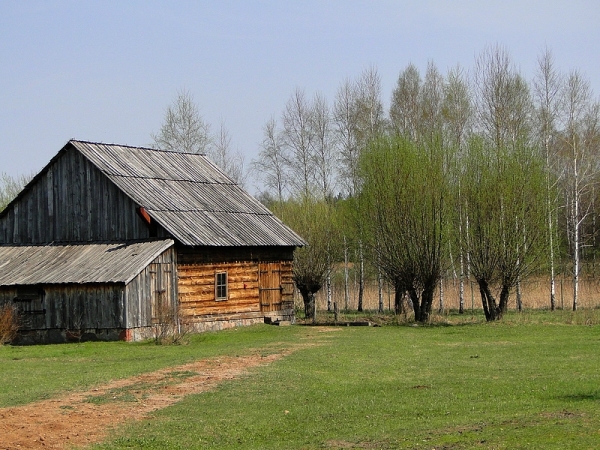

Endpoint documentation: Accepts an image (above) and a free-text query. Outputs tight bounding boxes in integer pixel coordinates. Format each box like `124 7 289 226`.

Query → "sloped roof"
0 239 174 285
69 140 305 247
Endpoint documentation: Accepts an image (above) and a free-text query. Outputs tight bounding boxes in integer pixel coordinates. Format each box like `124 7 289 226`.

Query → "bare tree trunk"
438 277 444 313
459 251 465 314
377 263 384 313
344 236 350 311
357 241 364 312
573 154 580 311
326 272 332 312
478 279 503 321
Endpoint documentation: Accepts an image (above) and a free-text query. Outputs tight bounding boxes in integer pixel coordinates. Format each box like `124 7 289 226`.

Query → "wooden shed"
0 140 304 343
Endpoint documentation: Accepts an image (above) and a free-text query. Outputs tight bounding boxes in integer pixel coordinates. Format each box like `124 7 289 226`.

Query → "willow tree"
360 136 450 322
272 198 337 320
462 139 548 320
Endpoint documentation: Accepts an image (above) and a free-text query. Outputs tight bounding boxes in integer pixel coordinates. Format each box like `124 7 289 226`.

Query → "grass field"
2 311 600 449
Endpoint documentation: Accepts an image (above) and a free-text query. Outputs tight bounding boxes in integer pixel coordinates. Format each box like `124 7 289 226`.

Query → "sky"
1 1 599 193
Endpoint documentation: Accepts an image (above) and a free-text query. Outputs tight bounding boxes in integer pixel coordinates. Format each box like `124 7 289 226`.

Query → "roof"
69 140 305 247
0 240 174 285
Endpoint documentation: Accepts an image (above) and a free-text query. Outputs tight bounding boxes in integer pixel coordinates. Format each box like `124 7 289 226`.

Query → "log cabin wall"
0 145 168 244
177 246 295 331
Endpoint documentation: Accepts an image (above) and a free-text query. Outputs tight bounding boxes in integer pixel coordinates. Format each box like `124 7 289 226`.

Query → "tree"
152 90 212 154
442 65 472 151
273 198 336 321
282 89 316 198
473 44 533 149
0 172 32 212
442 65 472 313
390 63 421 141
462 139 547 321
210 121 246 187
310 92 336 199
361 136 450 322
252 118 288 202
418 61 445 146
532 47 563 311
558 70 599 310
153 90 246 185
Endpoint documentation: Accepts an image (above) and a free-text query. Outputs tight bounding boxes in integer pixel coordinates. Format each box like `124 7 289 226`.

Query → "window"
13 286 45 315
215 272 228 301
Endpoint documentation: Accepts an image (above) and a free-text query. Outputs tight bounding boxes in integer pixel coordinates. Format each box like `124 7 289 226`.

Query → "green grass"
0 325 301 407
3 312 600 449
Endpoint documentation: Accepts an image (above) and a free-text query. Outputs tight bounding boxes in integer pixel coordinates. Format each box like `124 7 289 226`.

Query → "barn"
0 140 304 344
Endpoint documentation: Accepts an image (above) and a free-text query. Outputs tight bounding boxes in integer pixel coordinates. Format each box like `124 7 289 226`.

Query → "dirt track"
0 347 300 450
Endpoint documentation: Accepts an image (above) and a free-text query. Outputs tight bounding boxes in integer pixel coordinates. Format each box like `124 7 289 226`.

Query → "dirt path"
0 345 303 450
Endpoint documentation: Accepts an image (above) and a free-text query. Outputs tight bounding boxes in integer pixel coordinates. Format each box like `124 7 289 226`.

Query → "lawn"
2 311 600 449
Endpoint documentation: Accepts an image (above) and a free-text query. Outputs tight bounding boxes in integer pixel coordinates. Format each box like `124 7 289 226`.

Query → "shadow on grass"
556 391 600 402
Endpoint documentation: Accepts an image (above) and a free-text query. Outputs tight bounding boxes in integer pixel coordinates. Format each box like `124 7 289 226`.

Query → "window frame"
215 271 228 301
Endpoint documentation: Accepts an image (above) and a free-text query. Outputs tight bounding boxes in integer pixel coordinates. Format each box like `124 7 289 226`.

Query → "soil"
0 346 301 450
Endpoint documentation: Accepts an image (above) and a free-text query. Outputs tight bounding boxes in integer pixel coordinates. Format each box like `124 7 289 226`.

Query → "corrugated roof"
0 240 174 285
70 140 305 247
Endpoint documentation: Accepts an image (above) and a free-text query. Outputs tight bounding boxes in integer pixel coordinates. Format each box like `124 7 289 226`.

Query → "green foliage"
89 318 600 449
271 198 338 317
0 172 31 212
461 138 548 319
360 136 451 321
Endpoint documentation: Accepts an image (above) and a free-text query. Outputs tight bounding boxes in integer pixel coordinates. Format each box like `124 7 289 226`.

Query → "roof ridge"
69 139 209 156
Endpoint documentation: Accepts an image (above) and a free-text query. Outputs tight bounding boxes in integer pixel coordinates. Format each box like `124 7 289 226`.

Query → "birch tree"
282 89 316 198
152 90 212 154
311 92 336 200
533 48 563 310
252 118 288 202
210 122 246 187
473 45 532 149
390 63 421 141
443 65 472 313
559 70 599 310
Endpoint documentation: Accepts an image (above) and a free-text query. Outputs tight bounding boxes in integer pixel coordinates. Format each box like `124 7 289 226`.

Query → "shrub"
0 304 19 345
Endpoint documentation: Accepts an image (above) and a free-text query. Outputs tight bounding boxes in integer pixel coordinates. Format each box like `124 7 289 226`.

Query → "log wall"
179 261 261 320
177 246 295 326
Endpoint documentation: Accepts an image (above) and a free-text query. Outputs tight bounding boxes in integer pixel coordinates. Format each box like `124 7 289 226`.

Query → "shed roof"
0 239 174 285
69 140 305 247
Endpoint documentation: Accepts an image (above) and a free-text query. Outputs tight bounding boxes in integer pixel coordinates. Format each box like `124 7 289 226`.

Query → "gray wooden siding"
125 247 177 328
0 247 176 332
0 146 168 244
0 284 125 330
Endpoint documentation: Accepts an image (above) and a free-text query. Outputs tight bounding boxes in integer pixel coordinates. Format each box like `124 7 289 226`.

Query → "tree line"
252 44 600 321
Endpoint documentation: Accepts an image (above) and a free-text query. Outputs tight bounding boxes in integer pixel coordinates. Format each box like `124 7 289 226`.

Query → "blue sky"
1 1 599 193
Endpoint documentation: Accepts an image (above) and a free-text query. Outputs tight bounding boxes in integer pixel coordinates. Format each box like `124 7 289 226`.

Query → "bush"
0 304 19 345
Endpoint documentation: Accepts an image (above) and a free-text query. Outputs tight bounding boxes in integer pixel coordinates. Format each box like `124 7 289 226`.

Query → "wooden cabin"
0 140 304 343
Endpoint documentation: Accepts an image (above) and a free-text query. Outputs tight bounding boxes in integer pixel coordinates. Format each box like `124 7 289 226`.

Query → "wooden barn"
0 140 304 343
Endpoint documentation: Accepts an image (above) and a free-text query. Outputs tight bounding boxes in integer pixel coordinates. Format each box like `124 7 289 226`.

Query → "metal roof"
70 140 305 247
0 240 174 285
